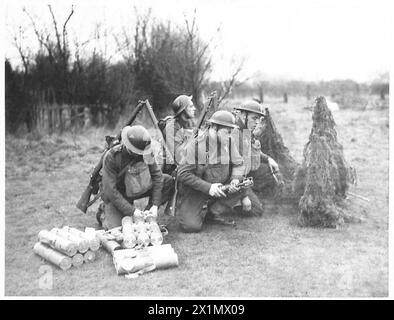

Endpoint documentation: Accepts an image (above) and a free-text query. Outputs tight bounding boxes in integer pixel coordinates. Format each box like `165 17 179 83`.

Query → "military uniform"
232 117 276 215
162 116 195 168
176 130 246 232
100 144 174 229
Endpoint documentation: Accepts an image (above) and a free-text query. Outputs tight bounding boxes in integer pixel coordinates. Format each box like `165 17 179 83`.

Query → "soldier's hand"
268 157 279 173
209 183 227 198
228 179 241 194
253 122 263 138
150 205 158 217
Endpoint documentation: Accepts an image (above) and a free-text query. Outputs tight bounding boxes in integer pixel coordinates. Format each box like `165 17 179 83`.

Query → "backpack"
157 115 177 174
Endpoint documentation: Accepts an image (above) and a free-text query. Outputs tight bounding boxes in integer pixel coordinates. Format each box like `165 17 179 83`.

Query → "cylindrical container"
122 216 134 234
145 210 158 223
122 216 137 248
131 223 139 234
97 233 121 255
72 253 84 267
103 240 121 255
149 230 163 246
63 226 100 252
134 222 146 234
38 230 77 257
111 229 124 242
146 222 161 234
85 227 97 239
133 209 145 223
136 231 150 247
153 251 179 269
84 227 101 252
83 250 96 263
114 255 155 275
33 242 72 270
51 228 89 253
145 246 179 269
123 233 137 249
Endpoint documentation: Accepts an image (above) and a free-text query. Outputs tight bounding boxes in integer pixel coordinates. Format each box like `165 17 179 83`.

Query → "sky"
3 0 392 82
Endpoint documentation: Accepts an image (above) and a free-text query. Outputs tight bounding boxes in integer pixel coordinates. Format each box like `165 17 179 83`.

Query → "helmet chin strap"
180 111 191 121
243 112 249 129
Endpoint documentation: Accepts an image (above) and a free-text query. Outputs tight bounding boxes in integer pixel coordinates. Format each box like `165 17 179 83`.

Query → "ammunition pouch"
124 162 152 197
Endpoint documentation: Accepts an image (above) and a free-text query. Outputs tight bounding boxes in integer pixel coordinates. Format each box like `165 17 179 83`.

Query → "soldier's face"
184 103 196 119
216 127 232 141
247 113 261 131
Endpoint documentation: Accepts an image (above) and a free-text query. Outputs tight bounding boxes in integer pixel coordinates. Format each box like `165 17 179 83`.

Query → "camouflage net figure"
254 108 299 201
293 96 356 228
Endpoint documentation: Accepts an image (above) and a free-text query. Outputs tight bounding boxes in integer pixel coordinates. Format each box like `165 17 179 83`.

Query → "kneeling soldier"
233 101 279 214
99 125 174 230
176 110 254 233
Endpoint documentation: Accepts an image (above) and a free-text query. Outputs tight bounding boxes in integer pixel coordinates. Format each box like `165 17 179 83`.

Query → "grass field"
4 96 389 297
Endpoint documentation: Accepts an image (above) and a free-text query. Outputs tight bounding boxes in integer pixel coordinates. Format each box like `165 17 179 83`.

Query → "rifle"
195 91 217 136
219 177 254 193
76 101 146 213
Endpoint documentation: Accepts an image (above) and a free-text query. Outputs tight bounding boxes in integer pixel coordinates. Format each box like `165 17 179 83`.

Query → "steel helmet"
172 95 193 117
207 110 238 129
234 101 265 117
121 125 152 155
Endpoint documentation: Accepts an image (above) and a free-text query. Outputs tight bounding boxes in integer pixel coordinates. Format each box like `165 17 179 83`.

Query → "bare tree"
217 59 250 104
183 10 213 108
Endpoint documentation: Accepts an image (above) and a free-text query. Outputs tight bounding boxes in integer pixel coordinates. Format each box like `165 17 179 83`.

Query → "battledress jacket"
101 144 163 216
162 116 195 165
177 130 245 201
232 118 270 175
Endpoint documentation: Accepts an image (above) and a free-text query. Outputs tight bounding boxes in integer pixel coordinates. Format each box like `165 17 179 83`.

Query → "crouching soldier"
232 101 279 214
98 125 174 230
176 110 254 233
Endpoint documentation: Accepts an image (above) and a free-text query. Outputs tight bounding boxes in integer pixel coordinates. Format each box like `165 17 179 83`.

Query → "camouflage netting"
293 96 356 228
254 108 299 201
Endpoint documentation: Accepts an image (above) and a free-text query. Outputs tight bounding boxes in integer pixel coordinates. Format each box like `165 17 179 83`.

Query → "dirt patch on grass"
4 97 388 297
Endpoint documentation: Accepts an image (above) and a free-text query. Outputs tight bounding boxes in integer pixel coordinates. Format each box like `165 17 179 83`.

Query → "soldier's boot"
206 201 236 227
248 191 264 216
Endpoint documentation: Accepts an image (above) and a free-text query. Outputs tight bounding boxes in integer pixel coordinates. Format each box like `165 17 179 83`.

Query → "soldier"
162 95 197 171
176 110 256 233
98 125 174 230
232 100 279 215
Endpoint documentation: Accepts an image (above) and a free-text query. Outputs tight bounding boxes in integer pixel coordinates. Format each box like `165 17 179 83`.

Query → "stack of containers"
131 209 163 248
97 209 179 276
98 209 164 256
33 226 101 270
